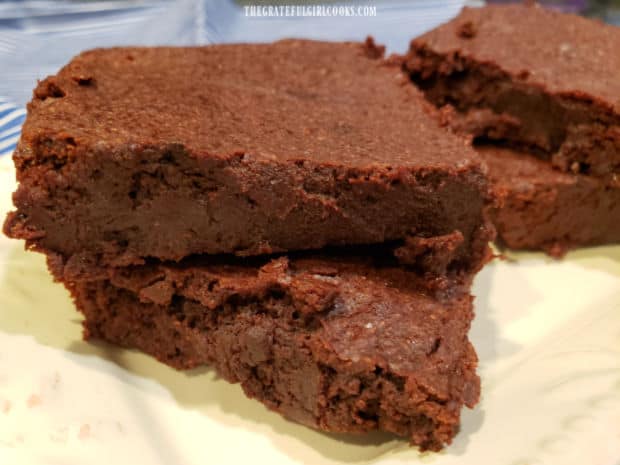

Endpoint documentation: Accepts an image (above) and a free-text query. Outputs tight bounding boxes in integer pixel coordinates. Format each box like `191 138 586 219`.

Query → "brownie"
66 254 479 451
477 145 620 256
404 4 620 181
3 39 494 280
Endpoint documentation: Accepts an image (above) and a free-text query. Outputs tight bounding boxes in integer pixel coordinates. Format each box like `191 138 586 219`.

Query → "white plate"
0 155 619 465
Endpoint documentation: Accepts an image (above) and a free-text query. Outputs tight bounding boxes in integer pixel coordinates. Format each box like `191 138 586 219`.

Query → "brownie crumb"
457 21 477 39
72 75 94 86
516 69 530 80
363 36 385 59
34 78 66 100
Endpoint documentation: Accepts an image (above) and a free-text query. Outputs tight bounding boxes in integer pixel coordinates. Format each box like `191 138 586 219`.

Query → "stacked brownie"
3 39 494 450
404 4 620 256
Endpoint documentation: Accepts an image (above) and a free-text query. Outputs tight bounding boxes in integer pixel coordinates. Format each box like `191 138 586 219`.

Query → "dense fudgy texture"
66 254 479 451
404 4 620 181
3 39 493 279
477 145 620 256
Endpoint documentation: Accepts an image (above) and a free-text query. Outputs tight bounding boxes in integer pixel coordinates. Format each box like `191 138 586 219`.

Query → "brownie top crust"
412 4 620 115
20 39 478 169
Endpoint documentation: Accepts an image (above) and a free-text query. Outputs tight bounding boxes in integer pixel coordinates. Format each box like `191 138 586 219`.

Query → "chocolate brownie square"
477 145 620 256
4 39 493 281
404 4 620 181
68 254 479 451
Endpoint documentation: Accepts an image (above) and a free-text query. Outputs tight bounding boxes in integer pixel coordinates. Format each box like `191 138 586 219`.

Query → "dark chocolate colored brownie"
404 4 620 181
3 39 493 279
67 254 479 451
477 145 620 256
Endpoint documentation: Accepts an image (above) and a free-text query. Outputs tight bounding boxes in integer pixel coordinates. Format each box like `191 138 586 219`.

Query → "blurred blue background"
1 0 619 157
0 0 471 107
